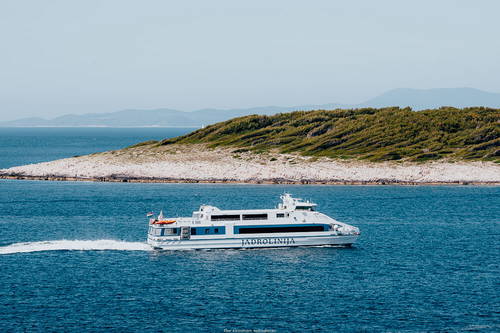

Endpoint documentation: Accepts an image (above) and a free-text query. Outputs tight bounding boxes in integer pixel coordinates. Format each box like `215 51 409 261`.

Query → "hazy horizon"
1 0 499 121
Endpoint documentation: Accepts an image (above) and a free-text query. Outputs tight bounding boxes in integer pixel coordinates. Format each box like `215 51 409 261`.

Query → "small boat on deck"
147 193 360 250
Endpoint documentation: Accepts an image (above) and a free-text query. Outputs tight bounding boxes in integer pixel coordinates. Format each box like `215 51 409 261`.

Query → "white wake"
0 239 153 255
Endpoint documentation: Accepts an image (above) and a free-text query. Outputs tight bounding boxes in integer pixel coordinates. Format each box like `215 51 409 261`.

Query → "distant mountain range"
2 87 500 127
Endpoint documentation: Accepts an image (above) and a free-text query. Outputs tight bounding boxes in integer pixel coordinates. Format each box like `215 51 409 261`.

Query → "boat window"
191 227 226 235
237 225 326 234
211 214 240 221
154 228 162 236
276 213 285 218
296 206 314 211
163 228 178 235
242 213 268 220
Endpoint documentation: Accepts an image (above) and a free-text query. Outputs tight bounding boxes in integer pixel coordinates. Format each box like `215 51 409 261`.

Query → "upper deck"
150 194 328 227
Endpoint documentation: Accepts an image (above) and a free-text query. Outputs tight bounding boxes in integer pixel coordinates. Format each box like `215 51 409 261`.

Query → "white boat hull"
148 234 358 250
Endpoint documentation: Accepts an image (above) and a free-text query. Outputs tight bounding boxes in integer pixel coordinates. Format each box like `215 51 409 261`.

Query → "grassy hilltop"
155 107 499 162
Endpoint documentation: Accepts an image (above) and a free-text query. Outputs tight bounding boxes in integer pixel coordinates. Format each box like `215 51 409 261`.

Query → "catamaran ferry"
147 194 360 250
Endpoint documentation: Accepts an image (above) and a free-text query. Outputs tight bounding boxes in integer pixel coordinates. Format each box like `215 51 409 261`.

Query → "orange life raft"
153 220 176 225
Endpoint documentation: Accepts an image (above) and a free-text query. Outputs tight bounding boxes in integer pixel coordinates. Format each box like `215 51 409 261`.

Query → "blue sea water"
0 128 499 332
0 127 196 169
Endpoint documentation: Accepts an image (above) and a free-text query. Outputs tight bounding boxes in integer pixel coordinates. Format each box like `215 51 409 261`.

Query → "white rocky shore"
1 144 499 185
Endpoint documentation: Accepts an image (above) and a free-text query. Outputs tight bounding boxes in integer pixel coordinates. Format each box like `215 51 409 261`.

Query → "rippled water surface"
0 127 195 168
0 128 499 332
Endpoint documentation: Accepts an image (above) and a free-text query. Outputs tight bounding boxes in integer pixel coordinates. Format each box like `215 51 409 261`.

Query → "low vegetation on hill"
156 107 499 162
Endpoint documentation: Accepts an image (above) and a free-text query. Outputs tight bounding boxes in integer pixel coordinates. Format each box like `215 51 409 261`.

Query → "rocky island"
1 107 499 185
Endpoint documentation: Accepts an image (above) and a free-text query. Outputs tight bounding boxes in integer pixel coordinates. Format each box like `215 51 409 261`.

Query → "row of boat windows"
236 225 327 234
151 224 329 236
210 213 288 222
150 227 226 236
191 227 225 235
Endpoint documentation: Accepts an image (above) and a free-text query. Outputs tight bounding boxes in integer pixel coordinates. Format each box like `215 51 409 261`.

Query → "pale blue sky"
0 0 499 120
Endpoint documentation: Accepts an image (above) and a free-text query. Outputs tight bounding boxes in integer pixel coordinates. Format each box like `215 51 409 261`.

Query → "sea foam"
0 239 152 255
